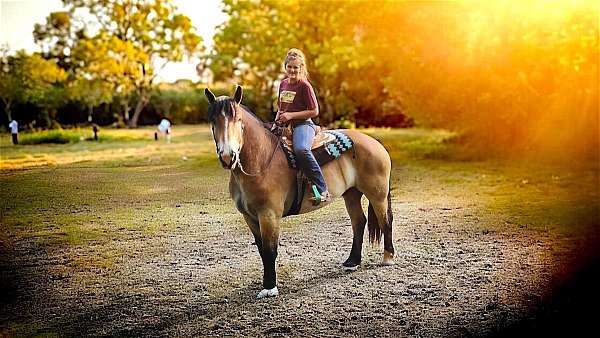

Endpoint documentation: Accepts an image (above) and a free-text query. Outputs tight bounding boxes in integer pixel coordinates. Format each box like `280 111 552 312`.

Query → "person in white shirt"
155 118 172 143
8 120 18 145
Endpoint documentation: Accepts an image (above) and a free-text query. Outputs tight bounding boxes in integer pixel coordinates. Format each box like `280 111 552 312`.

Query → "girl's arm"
276 108 318 124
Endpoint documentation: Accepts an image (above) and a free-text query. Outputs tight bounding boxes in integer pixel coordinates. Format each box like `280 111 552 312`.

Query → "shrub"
19 129 83 145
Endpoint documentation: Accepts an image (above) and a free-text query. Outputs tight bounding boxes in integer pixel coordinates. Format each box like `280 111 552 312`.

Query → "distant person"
8 119 18 145
155 118 172 143
92 124 99 141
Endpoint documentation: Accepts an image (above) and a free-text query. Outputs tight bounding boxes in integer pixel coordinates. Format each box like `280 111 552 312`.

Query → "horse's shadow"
51 263 389 336
223 261 388 303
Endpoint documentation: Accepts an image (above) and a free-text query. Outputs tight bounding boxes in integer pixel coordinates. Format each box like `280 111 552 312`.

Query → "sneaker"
310 190 332 205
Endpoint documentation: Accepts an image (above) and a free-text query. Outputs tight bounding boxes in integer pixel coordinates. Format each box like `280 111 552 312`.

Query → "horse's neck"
238 111 277 172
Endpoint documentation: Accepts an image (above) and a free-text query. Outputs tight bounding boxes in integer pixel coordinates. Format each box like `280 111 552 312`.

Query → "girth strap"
283 171 306 217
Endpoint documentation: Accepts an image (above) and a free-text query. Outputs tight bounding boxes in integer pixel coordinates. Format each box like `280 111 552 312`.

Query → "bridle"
216 103 282 177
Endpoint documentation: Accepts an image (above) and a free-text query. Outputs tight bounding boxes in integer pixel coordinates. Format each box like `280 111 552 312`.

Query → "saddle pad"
281 130 354 169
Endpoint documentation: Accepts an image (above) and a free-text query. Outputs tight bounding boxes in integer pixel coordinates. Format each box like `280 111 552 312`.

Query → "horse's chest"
230 181 258 218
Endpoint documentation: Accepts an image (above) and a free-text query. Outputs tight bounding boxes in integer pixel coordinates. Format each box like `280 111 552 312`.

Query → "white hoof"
382 251 395 266
343 264 359 272
257 286 279 299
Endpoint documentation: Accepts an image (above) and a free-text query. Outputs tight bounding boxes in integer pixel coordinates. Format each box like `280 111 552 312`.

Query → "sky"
0 0 228 82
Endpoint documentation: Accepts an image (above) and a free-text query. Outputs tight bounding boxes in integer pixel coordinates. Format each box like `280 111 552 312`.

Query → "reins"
232 114 282 177
234 136 281 176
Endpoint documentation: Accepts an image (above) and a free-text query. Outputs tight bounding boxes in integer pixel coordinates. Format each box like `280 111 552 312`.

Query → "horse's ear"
205 88 216 105
233 85 243 104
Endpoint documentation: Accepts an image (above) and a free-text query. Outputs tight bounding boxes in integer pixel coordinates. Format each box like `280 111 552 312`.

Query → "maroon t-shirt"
278 78 318 124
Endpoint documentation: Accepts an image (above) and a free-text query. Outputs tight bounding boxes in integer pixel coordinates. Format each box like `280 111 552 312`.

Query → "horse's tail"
386 184 393 233
367 182 393 245
367 202 381 244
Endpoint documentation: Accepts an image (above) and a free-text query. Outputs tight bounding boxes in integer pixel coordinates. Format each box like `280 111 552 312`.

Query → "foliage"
33 11 79 71
208 0 598 158
34 0 203 127
13 126 150 145
0 46 22 121
143 83 264 125
0 50 67 126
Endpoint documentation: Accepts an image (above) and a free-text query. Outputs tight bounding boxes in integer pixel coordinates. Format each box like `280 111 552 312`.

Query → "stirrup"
309 186 331 205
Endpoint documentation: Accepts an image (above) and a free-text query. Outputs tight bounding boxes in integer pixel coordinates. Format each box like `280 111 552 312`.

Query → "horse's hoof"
382 251 395 266
343 264 359 271
342 260 360 271
257 286 278 299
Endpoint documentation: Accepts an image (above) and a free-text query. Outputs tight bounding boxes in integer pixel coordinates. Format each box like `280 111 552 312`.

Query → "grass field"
1 125 598 336
2 125 596 244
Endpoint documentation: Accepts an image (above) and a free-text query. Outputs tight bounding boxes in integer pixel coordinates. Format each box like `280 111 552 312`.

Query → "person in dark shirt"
275 48 330 204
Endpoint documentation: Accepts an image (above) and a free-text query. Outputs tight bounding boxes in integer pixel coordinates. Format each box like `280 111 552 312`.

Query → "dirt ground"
1 159 599 337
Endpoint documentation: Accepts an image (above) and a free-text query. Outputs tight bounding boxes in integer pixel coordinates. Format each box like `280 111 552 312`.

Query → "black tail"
367 184 393 245
367 202 381 244
387 187 393 232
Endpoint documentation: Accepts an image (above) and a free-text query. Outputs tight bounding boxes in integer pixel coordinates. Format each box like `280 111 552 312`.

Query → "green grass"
19 129 83 144
1 124 597 250
362 128 459 160
12 127 152 145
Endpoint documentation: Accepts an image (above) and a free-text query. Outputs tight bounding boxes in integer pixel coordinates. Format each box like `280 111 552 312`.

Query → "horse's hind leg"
342 188 366 271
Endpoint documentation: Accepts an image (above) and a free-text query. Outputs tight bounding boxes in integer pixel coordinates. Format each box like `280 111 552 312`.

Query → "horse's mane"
207 97 277 142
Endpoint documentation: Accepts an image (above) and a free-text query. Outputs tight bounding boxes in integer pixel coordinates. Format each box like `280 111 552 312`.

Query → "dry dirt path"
1 160 598 337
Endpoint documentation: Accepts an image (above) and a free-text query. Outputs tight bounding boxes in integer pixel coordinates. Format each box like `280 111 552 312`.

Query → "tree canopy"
1 49 67 124
33 0 202 127
206 0 598 156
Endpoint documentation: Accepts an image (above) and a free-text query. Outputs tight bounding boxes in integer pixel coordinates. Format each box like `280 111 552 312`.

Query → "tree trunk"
128 93 148 128
121 98 130 125
3 99 12 122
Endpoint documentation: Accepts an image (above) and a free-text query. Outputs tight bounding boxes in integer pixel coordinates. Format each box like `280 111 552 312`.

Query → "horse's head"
205 86 245 169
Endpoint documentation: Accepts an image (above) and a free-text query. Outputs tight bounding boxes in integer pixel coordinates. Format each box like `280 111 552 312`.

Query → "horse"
204 86 394 299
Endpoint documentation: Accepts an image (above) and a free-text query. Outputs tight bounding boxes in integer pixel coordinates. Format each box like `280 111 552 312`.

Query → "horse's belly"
297 154 356 214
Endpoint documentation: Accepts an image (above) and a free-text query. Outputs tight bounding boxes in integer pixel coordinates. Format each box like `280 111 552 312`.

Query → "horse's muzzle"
218 151 235 169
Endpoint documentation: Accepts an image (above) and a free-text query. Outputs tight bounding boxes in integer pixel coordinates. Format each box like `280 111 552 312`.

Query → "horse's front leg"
255 210 280 299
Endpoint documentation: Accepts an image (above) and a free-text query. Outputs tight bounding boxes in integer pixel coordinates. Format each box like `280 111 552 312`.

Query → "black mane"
206 97 234 122
207 96 266 124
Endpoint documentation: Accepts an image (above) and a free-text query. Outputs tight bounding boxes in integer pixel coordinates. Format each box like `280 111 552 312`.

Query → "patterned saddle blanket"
280 130 354 169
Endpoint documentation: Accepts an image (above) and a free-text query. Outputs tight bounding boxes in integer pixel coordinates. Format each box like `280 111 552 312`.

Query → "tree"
207 0 293 118
36 0 203 127
67 78 113 123
0 50 67 126
69 35 148 123
33 11 83 72
208 0 389 124
0 45 23 121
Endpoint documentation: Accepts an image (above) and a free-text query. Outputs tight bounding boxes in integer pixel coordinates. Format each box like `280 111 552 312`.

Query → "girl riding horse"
205 85 394 299
275 48 330 204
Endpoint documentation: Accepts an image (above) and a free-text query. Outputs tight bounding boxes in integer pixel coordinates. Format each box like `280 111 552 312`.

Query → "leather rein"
230 117 283 177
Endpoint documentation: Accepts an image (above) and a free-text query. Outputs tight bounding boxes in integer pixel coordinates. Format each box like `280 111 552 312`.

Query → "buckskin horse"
205 86 394 299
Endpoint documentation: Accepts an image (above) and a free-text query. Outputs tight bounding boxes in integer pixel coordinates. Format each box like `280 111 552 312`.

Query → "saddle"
281 126 335 150
265 123 355 217
267 123 332 150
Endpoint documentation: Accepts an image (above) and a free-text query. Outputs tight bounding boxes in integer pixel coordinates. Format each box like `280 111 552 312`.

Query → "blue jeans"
293 123 328 193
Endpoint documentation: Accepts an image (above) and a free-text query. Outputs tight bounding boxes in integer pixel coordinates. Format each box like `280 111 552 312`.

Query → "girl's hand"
277 112 291 124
